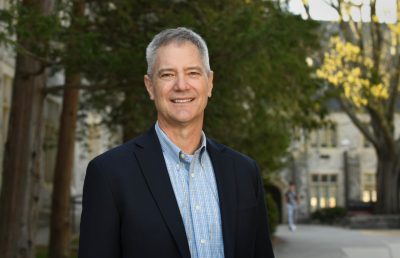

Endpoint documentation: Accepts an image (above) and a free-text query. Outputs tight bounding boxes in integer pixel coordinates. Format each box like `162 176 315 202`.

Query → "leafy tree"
81 0 324 171
49 0 86 257
307 0 400 213
0 0 99 256
0 0 57 257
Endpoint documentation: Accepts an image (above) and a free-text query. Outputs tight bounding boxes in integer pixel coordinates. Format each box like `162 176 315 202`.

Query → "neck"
158 120 203 154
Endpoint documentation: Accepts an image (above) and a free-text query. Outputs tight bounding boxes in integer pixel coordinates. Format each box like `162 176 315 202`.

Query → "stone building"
271 112 400 223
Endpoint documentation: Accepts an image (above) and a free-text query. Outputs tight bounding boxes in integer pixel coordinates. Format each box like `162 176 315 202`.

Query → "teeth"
173 99 192 103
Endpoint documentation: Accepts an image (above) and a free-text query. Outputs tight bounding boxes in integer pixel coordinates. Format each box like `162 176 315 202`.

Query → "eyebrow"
157 66 203 76
185 66 202 71
157 68 175 76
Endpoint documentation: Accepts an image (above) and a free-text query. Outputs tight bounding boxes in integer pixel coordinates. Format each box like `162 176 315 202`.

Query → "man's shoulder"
90 132 150 167
207 138 256 166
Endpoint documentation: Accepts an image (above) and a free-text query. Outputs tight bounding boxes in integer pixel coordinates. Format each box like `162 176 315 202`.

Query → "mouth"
171 98 194 104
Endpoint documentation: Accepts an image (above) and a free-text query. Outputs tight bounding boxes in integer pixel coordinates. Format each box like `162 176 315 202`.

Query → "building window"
362 173 377 202
310 173 338 211
310 124 337 148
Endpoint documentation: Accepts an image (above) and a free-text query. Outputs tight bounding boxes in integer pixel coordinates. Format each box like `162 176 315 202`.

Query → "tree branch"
338 96 379 147
386 52 400 122
44 83 133 94
366 103 395 151
335 1 358 44
300 1 310 19
322 0 339 12
20 62 47 79
370 1 383 76
2 36 55 65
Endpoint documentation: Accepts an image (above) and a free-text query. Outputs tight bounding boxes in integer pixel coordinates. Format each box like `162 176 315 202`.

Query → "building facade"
274 112 400 222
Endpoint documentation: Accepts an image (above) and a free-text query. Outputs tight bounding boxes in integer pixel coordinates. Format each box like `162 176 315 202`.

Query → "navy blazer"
78 126 275 258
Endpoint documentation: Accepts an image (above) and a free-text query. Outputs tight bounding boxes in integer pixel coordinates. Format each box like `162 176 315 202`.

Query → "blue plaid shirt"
155 122 225 258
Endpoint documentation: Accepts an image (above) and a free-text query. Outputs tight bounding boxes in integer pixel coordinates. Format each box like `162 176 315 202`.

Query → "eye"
188 71 201 78
160 73 175 80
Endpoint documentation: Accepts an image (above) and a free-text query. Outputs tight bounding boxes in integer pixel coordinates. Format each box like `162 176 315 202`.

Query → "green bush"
311 207 347 224
265 193 279 235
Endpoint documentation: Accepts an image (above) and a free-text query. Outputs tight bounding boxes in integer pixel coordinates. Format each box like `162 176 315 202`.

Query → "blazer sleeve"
78 160 121 258
253 161 275 258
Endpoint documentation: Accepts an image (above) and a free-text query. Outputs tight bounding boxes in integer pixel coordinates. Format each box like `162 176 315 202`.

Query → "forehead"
154 41 203 67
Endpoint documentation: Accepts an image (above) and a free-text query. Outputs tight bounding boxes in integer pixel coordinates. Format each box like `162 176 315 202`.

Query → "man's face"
144 42 213 128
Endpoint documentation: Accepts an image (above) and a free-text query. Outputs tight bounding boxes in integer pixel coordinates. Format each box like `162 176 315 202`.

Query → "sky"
288 0 397 23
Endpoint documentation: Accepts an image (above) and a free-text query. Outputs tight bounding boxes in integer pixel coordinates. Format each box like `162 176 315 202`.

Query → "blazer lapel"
133 127 191 258
207 139 237 258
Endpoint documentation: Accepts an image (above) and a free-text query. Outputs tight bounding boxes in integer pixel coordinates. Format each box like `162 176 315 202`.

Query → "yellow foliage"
316 37 389 108
371 84 389 99
389 23 400 36
372 15 380 23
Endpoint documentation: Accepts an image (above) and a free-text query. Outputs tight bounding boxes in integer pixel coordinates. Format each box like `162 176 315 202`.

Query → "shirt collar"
155 122 207 164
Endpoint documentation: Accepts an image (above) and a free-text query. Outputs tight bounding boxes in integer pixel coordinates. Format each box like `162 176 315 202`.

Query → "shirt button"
176 164 180 169
190 173 195 178
195 205 201 210
200 239 207 244
180 153 185 159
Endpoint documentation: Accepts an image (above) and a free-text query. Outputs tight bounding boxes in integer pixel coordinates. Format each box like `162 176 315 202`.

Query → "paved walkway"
273 225 400 258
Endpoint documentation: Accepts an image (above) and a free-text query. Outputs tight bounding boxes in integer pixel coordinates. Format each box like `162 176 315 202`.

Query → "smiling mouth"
171 98 194 103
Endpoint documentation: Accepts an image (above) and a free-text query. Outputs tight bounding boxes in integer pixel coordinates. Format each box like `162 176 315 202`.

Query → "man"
285 182 299 231
79 27 275 258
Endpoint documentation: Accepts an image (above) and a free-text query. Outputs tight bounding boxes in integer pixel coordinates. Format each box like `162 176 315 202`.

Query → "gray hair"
146 27 211 76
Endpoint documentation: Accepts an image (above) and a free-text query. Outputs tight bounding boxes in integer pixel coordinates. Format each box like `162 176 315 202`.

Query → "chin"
172 117 195 124
170 112 194 122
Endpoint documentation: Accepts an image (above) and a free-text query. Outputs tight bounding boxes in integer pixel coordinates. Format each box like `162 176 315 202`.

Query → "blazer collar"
134 126 237 258
133 126 191 258
207 139 237 258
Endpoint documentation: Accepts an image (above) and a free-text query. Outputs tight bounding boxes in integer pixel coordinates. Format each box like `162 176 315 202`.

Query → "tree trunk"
0 51 46 258
375 149 400 214
48 1 84 257
48 71 80 258
0 0 54 257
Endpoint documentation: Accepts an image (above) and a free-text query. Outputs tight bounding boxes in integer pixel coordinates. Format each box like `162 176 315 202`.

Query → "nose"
174 74 189 91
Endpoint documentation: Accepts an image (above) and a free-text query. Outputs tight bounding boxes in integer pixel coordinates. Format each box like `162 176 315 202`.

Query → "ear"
207 70 214 98
144 74 154 100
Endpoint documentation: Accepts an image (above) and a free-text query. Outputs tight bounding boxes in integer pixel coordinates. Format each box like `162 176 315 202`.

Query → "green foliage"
79 0 325 172
0 3 64 58
265 193 279 235
311 207 347 224
0 0 325 173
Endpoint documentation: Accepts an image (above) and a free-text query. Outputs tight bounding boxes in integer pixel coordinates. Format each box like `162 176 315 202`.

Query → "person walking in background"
78 27 275 258
285 182 299 231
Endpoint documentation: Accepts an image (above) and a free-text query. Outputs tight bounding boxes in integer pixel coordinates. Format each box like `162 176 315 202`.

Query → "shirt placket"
190 152 212 258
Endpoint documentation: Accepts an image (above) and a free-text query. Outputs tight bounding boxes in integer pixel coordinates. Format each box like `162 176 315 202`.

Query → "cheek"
153 88 168 101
